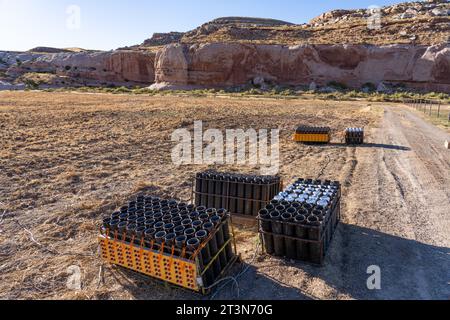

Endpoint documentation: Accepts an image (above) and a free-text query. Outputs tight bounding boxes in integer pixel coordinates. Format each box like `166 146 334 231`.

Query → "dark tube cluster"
345 128 364 145
101 195 235 286
258 179 341 265
296 126 331 135
195 171 281 217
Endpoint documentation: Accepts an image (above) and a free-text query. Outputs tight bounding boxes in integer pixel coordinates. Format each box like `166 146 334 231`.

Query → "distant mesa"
207 16 294 26
28 47 92 54
139 16 295 48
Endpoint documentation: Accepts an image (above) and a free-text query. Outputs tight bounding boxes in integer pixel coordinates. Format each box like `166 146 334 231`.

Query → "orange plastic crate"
99 236 200 291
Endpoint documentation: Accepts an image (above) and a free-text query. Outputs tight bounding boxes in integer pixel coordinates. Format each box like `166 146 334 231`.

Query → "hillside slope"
140 1 449 47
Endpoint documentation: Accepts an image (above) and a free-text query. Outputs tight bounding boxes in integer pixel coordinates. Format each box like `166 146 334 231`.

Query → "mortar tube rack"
256 198 341 266
192 176 283 219
99 214 240 295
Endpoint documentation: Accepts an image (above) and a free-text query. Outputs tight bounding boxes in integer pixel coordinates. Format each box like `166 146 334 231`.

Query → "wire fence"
404 99 450 128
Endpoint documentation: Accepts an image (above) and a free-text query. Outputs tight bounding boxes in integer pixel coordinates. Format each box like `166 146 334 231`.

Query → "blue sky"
1 0 405 51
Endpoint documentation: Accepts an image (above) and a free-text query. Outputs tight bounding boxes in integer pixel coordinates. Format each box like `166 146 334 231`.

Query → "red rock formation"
7 50 155 86
151 43 450 92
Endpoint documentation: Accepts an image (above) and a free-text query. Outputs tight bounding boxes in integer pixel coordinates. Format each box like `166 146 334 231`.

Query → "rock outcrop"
141 32 185 47
1 50 155 87
151 2 449 47
151 43 450 93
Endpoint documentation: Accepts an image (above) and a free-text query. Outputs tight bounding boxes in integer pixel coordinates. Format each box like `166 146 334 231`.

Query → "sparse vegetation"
40 85 450 104
328 81 348 90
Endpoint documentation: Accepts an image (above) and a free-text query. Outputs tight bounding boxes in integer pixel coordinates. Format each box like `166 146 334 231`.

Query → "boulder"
431 8 449 16
0 81 26 90
377 82 389 93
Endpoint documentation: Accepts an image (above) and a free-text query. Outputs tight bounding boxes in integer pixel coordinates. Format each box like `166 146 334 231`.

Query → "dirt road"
332 105 449 300
220 104 450 300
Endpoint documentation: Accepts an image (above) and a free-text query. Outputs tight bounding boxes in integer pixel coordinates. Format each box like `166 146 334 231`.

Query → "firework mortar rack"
345 128 365 145
99 196 239 294
193 171 283 219
257 178 341 265
293 126 331 144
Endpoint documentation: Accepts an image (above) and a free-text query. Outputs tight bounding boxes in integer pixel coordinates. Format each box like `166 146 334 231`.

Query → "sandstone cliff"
0 50 155 87
151 43 450 93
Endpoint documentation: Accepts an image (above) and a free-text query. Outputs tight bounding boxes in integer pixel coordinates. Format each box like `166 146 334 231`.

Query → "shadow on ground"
108 224 449 300
323 143 411 151
112 261 311 300
304 224 449 300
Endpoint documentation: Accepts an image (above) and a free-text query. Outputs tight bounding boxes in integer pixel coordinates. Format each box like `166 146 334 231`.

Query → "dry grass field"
1 91 448 300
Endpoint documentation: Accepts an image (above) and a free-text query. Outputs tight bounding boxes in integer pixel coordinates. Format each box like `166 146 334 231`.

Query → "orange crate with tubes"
99 199 239 294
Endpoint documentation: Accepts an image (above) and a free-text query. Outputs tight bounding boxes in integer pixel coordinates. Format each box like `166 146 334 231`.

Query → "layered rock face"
1 50 155 86
152 43 450 92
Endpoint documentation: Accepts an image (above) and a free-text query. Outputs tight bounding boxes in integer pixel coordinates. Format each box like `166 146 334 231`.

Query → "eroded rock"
152 43 450 93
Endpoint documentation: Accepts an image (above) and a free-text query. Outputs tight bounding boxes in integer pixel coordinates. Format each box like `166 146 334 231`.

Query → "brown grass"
0 91 382 299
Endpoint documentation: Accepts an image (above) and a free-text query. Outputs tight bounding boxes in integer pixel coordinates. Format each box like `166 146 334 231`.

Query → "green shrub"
113 86 131 93
24 79 38 89
362 82 376 92
327 81 348 90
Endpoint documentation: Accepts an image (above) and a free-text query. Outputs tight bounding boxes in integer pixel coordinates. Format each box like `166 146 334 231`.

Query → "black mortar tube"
197 229 221 281
144 228 156 248
187 237 204 270
192 220 203 231
270 211 285 257
294 215 309 261
253 178 263 216
215 210 234 262
307 215 322 264
205 221 227 269
244 177 254 216
174 225 185 236
259 209 274 255
214 174 223 210
184 228 196 240
134 226 146 246
207 173 216 208
200 173 208 207
260 178 269 208
221 174 231 214
281 213 296 259
175 235 187 250
237 177 245 215
229 176 238 214
164 233 177 254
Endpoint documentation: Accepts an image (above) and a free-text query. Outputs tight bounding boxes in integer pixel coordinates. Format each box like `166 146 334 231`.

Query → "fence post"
437 103 441 118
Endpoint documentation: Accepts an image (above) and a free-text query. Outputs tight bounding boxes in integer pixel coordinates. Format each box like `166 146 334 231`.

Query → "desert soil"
0 92 448 300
